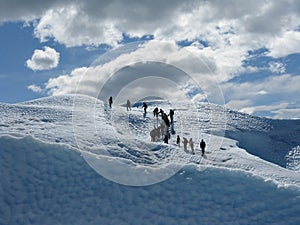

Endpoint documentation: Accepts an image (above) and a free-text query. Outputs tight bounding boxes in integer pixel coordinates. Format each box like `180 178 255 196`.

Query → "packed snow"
0 94 299 224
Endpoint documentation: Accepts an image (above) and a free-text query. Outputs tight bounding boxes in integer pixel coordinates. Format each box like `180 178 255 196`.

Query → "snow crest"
0 94 299 187
0 135 299 225
0 95 300 224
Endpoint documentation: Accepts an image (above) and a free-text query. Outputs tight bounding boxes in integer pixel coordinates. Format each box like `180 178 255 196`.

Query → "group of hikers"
177 136 206 156
108 96 206 156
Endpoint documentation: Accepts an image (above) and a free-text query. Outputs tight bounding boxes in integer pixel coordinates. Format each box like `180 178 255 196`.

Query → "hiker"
153 107 159 117
108 96 113 108
189 138 195 154
150 128 155 142
200 139 206 156
150 127 160 142
126 99 131 111
142 102 148 113
176 135 180 147
169 109 174 123
159 108 164 118
163 135 168 144
170 123 175 135
161 113 170 135
163 113 170 127
182 137 188 152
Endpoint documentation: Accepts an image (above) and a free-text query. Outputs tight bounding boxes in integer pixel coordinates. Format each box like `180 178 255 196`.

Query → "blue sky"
0 22 105 102
0 0 300 119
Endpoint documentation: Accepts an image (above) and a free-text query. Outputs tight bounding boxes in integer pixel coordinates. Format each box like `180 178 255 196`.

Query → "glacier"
0 95 299 224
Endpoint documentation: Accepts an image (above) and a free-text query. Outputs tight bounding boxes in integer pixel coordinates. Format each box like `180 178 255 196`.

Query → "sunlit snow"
0 95 299 224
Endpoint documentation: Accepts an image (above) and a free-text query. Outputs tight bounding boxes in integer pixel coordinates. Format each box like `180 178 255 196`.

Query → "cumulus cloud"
240 103 289 116
225 99 253 111
27 84 43 93
26 46 60 71
268 62 286 73
0 0 297 52
239 103 300 120
45 67 89 96
224 74 300 101
223 74 300 117
272 108 300 119
0 0 62 22
2 1 300 80
43 40 225 105
267 31 300 58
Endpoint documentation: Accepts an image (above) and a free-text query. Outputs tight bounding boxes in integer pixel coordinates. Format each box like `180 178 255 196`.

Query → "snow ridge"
0 94 299 186
0 135 299 225
0 94 300 224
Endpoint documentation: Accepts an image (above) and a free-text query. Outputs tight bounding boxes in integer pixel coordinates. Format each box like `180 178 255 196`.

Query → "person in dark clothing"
153 107 159 117
159 108 164 118
163 113 170 127
200 139 206 156
126 99 131 111
163 135 168 144
142 102 148 113
170 123 175 135
169 109 174 123
176 135 180 147
182 137 188 152
108 96 113 108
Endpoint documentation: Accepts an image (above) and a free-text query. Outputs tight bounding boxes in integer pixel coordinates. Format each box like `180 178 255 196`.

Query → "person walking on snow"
182 137 188 152
108 96 113 108
150 127 160 142
162 113 170 135
153 107 159 117
189 138 195 154
162 113 170 127
200 139 206 156
142 102 148 113
126 99 131 111
169 109 174 123
159 108 164 118
163 135 168 144
176 135 180 147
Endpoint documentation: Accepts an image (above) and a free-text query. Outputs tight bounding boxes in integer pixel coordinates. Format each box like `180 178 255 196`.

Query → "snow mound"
0 94 299 186
0 95 300 224
0 135 299 225
287 146 300 171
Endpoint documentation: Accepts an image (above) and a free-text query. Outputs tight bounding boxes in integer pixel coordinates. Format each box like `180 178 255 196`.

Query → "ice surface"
0 94 299 224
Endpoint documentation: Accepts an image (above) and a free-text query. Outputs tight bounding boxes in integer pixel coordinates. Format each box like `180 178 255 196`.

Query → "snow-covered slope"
0 94 299 224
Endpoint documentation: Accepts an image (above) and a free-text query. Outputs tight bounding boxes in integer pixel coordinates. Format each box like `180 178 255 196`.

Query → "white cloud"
27 84 42 93
223 74 300 101
223 74 300 118
240 103 289 115
268 62 286 73
26 46 60 71
0 0 295 53
225 99 253 111
2 1 300 84
43 41 225 105
272 108 300 119
45 67 89 95
0 0 62 22
40 40 300 119
267 31 300 58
